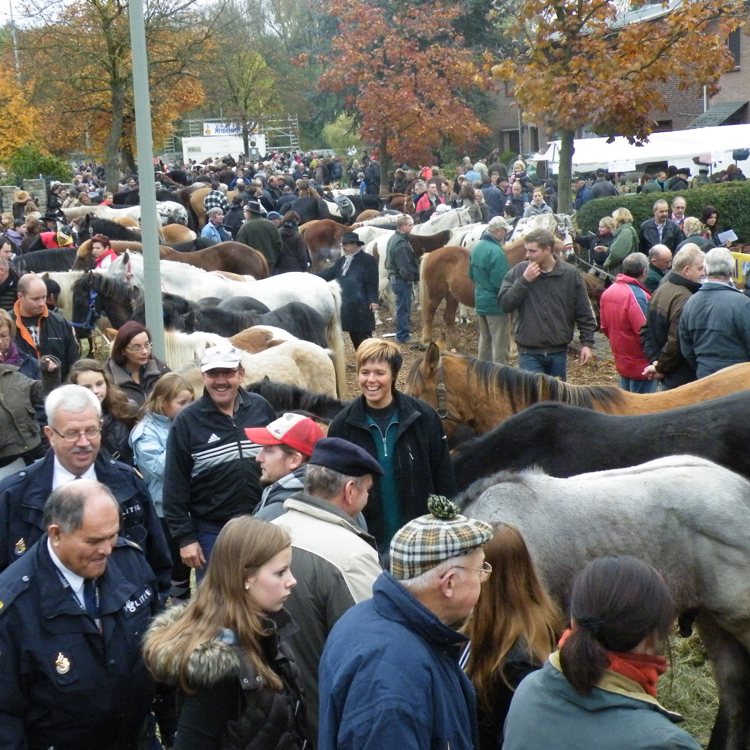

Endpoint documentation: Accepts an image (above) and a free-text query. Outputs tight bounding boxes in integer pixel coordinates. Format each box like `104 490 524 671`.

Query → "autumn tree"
494 0 744 212
17 0 221 189
320 0 492 189
0 73 41 166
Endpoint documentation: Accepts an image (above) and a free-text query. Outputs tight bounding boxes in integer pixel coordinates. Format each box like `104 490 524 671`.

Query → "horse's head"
70 272 102 336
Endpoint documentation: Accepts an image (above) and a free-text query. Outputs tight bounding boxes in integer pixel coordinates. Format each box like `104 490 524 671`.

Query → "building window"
728 28 741 70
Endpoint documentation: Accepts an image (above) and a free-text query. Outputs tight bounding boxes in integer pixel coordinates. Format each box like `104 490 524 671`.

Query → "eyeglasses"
50 425 102 443
126 341 152 353
453 561 493 582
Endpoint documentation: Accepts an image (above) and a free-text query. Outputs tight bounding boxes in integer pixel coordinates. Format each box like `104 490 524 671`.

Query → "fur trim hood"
146 605 247 690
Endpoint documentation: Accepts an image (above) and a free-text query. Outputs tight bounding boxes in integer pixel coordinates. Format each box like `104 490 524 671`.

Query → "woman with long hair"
143 517 309 750
503 556 700 750
275 211 310 274
701 205 728 246
130 372 195 602
105 321 170 406
463 524 561 750
459 183 483 223
68 358 140 464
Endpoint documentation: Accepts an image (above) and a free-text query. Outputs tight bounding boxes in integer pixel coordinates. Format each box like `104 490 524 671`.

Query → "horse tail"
325 280 347 397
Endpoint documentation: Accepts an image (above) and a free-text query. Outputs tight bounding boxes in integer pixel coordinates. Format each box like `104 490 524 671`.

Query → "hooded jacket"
503 653 699 750
146 607 307 750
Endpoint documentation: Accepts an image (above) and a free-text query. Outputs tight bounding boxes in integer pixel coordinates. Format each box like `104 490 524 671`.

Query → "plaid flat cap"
390 495 493 581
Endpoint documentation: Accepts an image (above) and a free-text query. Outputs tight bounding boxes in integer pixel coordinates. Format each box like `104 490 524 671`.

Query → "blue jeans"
619 376 658 393
194 520 225 583
390 277 413 343
518 349 568 380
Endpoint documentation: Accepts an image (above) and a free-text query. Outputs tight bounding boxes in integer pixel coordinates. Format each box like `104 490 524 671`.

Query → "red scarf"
558 628 667 697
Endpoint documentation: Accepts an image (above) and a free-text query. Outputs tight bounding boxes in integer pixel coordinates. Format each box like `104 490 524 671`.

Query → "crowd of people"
0 147 740 749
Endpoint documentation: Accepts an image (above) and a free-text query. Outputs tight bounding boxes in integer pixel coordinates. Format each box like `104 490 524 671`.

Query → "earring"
244 583 250 590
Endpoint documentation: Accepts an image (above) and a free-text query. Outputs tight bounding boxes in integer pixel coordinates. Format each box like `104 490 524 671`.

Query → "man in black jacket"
385 215 418 344
163 344 275 581
639 199 684 255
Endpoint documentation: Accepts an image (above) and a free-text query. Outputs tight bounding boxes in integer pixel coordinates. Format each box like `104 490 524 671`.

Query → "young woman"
463 524 561 750
143 517 309 750
459 184 483 223
105 321 170 406
701 205 728 246
68 358 139 464
326 337 455 552
503 556 700 750
130 372 195 601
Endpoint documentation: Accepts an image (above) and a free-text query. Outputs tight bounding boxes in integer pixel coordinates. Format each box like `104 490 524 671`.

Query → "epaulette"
0 570 33 616
115 536 144 553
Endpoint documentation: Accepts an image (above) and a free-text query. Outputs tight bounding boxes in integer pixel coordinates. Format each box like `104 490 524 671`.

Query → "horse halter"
71 289 100 332
434 361 462 424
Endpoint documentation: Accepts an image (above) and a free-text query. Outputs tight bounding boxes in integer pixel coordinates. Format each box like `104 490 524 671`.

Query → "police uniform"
0 452 172 600
0 535 159 749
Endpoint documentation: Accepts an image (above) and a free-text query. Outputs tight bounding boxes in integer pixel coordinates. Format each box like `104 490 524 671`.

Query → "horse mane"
465 357 625 412
17 247 78 273
163 329 228 369
454 466 546 511
90 217 142 242
89 272 143 305
244 379 347 422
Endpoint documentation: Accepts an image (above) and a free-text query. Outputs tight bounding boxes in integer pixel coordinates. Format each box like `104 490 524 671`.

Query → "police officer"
0 385 171 600
0 480 160 749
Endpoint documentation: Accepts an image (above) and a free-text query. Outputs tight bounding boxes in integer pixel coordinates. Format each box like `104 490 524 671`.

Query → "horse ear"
424 341 441 374
41 272 49 280
122 250 129 262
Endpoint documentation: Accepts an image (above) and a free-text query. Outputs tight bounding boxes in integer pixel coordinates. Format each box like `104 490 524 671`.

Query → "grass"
658 631 719 748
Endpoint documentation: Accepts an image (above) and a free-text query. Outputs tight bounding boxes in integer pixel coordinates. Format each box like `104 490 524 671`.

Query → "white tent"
535 124 750 174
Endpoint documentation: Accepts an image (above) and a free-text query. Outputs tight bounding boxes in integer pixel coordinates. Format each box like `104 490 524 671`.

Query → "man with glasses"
13 273 78 380
163 344 275 580
319 495 493 750
0 385 171 599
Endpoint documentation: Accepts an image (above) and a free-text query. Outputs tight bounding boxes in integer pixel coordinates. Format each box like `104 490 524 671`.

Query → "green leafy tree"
9 145 72 181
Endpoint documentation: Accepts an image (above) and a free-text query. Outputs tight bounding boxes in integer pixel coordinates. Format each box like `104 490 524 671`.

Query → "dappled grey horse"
457 455 750 750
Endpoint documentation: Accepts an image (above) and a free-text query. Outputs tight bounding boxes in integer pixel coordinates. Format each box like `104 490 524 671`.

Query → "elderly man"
641 243 705 388
639 199 683 255
0 480 161 749
163 344 275 579
385 214 418 345
247 412 325 521
318 495 492 750
644 244 673 293
200 207 232 244
469 216 512 364
0 385 170 594
670 195 687 229
13 273 78 380
599 253 656 393
679 247 750 378
236 198 282 271
273 436 384 740
499 228 596 380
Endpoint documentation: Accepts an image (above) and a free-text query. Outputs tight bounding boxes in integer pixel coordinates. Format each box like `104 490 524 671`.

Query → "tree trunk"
556 129 575 214
242 124 249 158
105 79 126 192
379 132 390 197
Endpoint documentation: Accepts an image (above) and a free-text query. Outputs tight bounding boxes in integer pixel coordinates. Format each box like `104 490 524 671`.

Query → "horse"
458 456 750 750
62 201 189 226
73 238 269 278
405 342 750 436
299 219 349 271
162 330 337 397
229 325 297 353
244 378 348 423
139 292 329 347
107 252 347 395
71 272 142 331
411 207 472 235
78 215 199 249
419 246 474 350
16 247 78 273
451 393 750 491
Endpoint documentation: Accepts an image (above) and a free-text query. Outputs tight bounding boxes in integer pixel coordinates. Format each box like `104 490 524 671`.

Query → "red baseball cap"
245 413 324 457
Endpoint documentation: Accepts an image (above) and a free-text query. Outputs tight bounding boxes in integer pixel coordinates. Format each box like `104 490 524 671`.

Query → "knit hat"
390 495 493 581
245 413 324 457
267 211 282 221
308 437 383 477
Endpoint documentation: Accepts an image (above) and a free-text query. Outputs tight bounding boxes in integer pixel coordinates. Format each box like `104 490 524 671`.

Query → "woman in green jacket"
604 207 639 277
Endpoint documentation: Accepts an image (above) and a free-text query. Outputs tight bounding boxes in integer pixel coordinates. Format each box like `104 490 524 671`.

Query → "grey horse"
457 455 750 750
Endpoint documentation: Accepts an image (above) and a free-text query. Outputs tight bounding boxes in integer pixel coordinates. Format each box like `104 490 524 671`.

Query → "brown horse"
419 246 474 349
405 342 750 436
299 219 350 271
160 224 196 245
73 239 269 278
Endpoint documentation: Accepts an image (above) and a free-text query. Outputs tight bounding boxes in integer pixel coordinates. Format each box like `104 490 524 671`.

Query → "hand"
522 262 542 282
579 346 593 365
642 363 665 380
180 542 206 569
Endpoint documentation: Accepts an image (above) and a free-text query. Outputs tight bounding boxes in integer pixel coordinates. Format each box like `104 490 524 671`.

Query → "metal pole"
128 0 165 360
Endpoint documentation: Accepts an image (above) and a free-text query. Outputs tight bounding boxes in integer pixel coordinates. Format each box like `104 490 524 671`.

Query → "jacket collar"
665 271 701 293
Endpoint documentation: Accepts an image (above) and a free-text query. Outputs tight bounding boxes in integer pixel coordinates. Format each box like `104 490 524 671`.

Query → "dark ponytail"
560 556 673 694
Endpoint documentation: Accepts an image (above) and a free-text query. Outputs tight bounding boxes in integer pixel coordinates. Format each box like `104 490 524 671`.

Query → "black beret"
309 437 383 477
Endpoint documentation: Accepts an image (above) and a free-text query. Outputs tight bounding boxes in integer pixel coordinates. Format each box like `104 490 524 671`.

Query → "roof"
687 102 748 129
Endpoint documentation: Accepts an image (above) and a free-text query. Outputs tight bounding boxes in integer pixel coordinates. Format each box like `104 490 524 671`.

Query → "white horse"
161 330 337 397
459 455 750 750
107 252 347 395
62 201 189 226
411 207 472 235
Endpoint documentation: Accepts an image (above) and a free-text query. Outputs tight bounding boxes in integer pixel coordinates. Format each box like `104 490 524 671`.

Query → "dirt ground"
341 302 619 400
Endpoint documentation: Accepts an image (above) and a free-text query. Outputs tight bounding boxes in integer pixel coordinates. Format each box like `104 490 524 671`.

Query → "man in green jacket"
469 216 512 363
